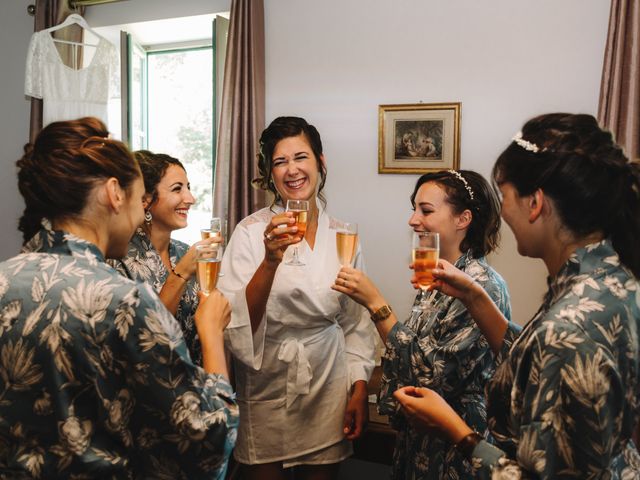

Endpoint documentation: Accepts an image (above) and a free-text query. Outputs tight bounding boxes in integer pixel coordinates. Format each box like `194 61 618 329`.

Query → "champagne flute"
200 217 223 240
200 218 225 277
285 199 309 266
336 222 358 266
412 232 439 312
195 244 223 295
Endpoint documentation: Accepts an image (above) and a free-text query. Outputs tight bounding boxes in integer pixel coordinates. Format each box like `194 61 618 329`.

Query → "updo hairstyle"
252 116 327 206
17 117 140 243
133 150 185 206
493 113 640 277
410 170 502 257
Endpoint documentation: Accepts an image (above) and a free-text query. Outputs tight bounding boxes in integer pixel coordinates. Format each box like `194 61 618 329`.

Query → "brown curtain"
597 0 640 160
29 0 84 143
213 0 265 235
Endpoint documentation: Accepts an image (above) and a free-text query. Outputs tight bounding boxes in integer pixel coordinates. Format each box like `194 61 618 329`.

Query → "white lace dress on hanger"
25 30 119 127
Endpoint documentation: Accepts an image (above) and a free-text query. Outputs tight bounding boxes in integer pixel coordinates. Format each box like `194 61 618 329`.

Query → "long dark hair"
17 117 140 243
410 170 501 257
493 113 640 277
252 116 327 206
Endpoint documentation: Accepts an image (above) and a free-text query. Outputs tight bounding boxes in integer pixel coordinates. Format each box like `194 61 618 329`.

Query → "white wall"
0 1 36 256
0 1 609 323
264 0 610 323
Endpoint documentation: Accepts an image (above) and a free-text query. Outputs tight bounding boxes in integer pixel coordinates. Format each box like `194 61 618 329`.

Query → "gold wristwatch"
370 304 392 323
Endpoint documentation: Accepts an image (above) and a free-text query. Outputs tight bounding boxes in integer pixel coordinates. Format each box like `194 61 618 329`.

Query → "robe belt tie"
278 338 312 408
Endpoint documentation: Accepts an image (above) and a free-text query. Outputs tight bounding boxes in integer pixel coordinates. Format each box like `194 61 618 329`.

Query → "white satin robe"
218 204 376 465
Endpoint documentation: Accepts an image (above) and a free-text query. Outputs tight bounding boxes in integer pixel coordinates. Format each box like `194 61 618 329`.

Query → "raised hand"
332 266 384 311
262 212 301 265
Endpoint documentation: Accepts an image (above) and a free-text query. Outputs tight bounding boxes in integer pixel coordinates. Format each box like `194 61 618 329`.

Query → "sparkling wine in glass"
195 244 222 295
210 217 223 239
336 222 358 266
412 232 439 312
285 199 309 266
201 218 222 240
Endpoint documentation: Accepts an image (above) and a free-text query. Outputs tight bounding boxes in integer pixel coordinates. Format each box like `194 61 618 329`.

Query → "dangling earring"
144 210 152 225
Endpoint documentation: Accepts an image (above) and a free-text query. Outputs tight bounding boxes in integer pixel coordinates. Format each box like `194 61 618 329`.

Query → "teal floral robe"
0 228 238 479
109 229 202 365
379 252 512 479
470 239 640 479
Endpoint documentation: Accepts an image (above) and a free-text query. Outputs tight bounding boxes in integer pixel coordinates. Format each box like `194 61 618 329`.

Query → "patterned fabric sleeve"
494 321 522 366
380 261 510 421
471 321 628 479
103 282 238 477
105 258 128 277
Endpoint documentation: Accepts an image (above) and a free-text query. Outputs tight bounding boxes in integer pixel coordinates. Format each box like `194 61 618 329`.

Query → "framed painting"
378 102 461 174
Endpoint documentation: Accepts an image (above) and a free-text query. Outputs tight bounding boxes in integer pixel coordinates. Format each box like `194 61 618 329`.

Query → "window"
146 47 213 243
97 14 228 244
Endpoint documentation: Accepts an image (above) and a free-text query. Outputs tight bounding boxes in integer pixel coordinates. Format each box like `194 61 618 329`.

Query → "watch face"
372 305 392 322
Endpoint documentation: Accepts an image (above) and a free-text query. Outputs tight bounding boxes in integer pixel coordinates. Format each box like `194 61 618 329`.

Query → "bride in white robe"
218 116 376 480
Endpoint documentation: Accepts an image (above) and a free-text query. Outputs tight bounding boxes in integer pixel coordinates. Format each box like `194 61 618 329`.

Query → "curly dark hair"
133 150 185 207
252 116 327 207
493 113 640 277
410 170 501 257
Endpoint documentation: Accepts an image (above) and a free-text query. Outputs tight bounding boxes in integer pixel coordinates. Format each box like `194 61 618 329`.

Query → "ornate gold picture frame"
378 102 461 174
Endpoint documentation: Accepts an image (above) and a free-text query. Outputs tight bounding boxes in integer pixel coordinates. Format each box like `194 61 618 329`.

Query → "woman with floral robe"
333 170 511 479
109 151 221 365
0 118 237 479
394 113 640 478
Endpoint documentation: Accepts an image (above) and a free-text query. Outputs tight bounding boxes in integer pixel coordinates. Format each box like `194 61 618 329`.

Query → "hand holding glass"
336 222 358 266
285 200 309 266
412 232 440 312
195 244 222 295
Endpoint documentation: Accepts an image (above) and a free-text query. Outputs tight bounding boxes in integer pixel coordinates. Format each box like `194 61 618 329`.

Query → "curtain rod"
69 0 126 6
28 0 126 15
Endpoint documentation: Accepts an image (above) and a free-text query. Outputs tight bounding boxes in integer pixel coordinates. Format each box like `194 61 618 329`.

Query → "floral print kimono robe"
379 252 512 479
109 229 202 364
218 204 376 466
470 240 640 479
0 228 238 479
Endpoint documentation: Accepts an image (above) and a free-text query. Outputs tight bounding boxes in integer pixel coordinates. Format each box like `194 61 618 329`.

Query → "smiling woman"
218 116 376 480
108 150 221 365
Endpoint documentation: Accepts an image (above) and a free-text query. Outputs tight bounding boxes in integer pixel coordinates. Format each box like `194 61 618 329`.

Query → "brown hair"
493 113 640 277
17 117 140 243
133 150 185 206
410 170 502 257
252 116 327 207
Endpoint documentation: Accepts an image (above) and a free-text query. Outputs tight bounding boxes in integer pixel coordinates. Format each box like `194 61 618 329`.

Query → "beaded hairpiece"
512 131 540 153
447 170 475 200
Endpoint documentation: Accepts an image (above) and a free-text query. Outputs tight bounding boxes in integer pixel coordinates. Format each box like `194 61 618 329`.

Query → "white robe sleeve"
25 32 43 99
218 221 268 371
336 245 376 386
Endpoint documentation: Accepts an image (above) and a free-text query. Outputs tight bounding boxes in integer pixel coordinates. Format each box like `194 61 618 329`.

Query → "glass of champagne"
412 232 440 312
210 217 223 239
195 244 223 295
285 199 309 266
336 222 358 266
201 217 223 240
